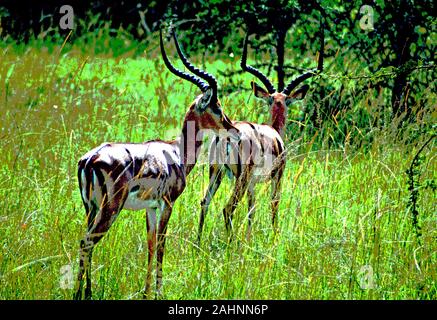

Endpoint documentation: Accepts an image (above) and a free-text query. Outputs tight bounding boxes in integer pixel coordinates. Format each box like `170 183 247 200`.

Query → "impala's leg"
84 202 126 299
74 203 96 300
246 181 256 240
199 164 224 243
156 201 173 298
223 165 253 239
144 207 157 299
75 205 125 300
79 234 94 300
74 170 128 300
271 161 285 231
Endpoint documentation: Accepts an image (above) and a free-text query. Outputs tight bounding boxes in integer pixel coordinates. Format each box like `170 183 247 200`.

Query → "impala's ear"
289 84 310 100
251 81 270 100
285 84 309 105
197 88 213 111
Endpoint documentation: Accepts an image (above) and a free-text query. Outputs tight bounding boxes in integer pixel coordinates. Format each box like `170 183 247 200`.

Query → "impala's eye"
268 97 274 105
285 98 293 106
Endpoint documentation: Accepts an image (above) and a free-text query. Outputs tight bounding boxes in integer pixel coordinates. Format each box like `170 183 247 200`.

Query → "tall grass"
0 32 435 300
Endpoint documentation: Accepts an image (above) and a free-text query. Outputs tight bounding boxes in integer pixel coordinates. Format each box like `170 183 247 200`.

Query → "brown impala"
197 20 324 242
74 29 238 299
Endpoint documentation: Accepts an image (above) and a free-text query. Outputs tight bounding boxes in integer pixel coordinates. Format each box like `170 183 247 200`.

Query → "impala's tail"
77 154 104 229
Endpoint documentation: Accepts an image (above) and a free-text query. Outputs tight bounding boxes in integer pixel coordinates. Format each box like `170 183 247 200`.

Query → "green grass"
0 36 435 300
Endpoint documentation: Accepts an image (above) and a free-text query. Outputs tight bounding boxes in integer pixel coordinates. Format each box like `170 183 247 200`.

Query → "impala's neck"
271 103 287 137
174 113 204 176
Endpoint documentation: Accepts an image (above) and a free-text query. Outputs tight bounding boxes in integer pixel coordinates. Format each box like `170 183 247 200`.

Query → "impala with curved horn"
197 20 324 242
73 28 238 300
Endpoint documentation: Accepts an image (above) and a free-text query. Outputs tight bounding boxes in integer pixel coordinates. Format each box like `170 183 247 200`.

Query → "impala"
197 23 324 242
73 29 239 299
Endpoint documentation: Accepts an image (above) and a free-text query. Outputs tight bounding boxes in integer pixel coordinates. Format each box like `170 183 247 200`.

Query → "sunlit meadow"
0 32 435 299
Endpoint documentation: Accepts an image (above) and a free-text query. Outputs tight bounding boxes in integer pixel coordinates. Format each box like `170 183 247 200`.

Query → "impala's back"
210 121 285 180
78 141 185 215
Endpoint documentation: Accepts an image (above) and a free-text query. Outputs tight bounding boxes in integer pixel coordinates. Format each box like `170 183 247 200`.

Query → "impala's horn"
240 32 276 94
172 30 218 103
160 29 209 92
